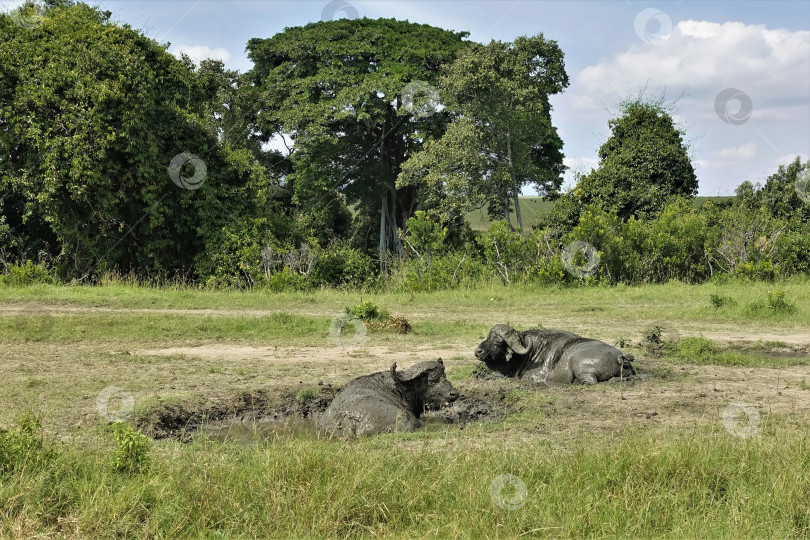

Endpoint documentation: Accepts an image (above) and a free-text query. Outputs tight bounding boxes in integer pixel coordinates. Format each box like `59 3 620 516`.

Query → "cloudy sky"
13 0 810 196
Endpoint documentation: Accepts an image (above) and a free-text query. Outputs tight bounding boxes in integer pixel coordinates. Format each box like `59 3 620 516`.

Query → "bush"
390 251 488 292
0 414 52 475
767 290 797 314
310 242 377 289
346 300 389 322
0 260 55 286
109 423 150 474
710 293 736 308
267 267 310 292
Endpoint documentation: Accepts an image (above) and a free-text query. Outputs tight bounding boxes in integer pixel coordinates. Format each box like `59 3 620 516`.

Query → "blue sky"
11 0 809 196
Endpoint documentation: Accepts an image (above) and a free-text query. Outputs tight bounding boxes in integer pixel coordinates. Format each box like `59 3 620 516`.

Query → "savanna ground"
1 278 809 538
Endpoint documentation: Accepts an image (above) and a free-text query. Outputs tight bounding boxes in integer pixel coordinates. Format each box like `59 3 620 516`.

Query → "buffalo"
475 324 635 385
318 359 459 437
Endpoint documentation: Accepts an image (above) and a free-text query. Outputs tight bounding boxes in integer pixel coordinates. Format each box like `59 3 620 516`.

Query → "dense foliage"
1 2 808 289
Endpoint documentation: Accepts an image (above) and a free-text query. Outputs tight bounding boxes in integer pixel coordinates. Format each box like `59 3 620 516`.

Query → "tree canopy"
398 35 569 234
0 1 270 279
577 98 696 219
246 18 471 267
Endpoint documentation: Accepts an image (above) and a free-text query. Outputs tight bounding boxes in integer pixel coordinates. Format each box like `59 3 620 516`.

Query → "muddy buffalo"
475 324 635 385
318 359 459 437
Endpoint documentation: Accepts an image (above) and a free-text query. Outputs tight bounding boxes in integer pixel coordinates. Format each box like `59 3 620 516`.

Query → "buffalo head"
391 359 459 413
474 324 530 375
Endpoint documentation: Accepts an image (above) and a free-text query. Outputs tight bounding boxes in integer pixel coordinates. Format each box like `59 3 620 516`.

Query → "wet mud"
134 384 511 443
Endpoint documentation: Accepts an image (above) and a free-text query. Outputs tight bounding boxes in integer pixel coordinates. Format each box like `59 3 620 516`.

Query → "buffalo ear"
397 363 431 383
437 358 443 365
390 363 399 382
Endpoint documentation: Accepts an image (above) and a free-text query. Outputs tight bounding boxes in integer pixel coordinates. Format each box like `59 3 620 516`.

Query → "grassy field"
1 278 809 538
465 196 734 231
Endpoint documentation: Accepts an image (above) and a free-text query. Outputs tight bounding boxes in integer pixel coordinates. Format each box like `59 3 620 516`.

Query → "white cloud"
170 44 232 65
558 19 809 195
576 21 810 113
710 142 757 161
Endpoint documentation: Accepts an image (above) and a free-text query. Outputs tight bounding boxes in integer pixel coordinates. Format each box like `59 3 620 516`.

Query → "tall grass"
1 418 808 538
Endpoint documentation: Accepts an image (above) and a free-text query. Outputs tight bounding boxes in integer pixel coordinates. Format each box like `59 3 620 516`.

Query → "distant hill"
465 196 734 231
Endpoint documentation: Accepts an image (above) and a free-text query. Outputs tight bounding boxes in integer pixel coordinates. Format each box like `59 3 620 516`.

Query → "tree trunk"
502 196 515 231
513 188 523 235
506 113 523 235
379 194 388 273
378 189 404 273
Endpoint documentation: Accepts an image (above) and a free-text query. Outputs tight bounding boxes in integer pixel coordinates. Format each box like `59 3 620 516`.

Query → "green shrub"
0 414 52 475
390 252 488 292
109 423 150 474
767 290 797 314
296 388 317 403
0 261 55 286
267 267 309 292
346 300 389 322
310 242 376 289
671 336 719 363
710 293 736 308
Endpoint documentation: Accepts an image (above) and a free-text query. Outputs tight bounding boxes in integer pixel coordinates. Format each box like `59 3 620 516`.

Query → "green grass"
665 336 810 367
1 279 809 537
2 417 808 538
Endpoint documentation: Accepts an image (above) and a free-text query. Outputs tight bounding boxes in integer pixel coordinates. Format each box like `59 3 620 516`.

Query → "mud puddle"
135 385 508 443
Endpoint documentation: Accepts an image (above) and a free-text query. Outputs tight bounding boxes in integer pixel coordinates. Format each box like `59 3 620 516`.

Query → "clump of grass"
767 290 797 314
710 293 736 308
346 301 411 334
295 388 317 403
346 300 390 322
744 290 798 317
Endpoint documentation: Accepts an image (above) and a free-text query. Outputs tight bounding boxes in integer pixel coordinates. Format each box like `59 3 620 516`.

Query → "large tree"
576 98 697 220
398 35 569 234
246 18 470 268
0 1 268 279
